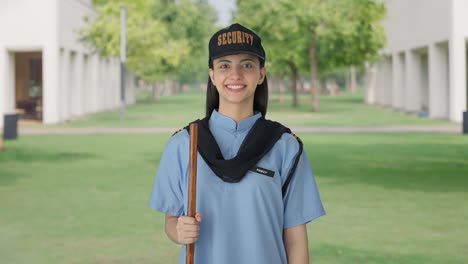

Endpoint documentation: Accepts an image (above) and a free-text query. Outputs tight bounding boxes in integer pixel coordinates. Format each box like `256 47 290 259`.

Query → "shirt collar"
209 110 262 132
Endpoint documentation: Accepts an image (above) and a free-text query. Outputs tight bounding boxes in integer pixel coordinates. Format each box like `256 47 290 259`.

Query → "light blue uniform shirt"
149 110 325 264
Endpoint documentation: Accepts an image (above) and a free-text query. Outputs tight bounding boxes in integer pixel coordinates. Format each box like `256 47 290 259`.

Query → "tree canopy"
81 0 216 84
235 0 386 110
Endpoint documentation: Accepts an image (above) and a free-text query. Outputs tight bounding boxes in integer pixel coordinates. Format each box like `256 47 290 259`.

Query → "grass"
3 90 466 263
1 133 468 263
23 89 457 128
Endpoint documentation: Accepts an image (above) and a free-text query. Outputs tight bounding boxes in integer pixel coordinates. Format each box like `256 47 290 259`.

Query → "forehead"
213 53 260 63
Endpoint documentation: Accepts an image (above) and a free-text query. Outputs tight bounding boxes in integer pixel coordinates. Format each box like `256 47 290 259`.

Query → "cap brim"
210 51 265 61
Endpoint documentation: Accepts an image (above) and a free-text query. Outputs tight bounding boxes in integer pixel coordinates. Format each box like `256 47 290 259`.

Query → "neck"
218 104 254 123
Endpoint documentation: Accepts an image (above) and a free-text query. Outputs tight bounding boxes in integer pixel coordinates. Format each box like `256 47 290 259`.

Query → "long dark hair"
206 60 268 118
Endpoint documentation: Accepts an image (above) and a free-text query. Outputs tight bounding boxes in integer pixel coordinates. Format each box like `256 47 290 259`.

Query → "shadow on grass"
0 146 95 185
0 168 26 185
0 147 95 163
309 140 468 193
315 243 462 264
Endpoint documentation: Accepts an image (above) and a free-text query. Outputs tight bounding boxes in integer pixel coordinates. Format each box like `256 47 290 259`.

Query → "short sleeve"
148 133 187 216
283 150 325 229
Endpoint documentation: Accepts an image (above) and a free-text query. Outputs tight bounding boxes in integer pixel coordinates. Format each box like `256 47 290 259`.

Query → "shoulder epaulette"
172 127 186 136
282 130 304 198
289 131 303 145
171 118 205 137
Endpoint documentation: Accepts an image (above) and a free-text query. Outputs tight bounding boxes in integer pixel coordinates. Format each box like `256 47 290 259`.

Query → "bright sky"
207 0 236 26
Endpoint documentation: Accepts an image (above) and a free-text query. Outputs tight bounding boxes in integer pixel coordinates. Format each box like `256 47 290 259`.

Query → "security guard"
149 23 325 264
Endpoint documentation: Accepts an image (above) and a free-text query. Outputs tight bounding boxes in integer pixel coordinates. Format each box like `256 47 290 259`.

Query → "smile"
226 84 246 90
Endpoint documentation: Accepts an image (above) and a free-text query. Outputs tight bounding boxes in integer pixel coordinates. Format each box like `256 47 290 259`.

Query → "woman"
149 23 325 264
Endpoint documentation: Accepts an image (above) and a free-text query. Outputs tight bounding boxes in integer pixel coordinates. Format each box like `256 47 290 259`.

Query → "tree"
154 0 217 85
235 0 309 106
82 0 189 84
81 0 217 93
235 0 386 111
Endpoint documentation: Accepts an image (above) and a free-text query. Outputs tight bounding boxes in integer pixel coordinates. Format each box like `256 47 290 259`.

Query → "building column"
375 59 385 106
0 50 16 127
364 62 377 105
69 51 78 117
89 54 99 113
75 53 84 116
82 55 90 114
43 45 60 124
59 48 69 122
449 0 468 122
429 43 449 119
392 52 405 110
0 48 5 127
405 50 421 112
115 58 121 108
99 58 106 111
448 37 467 122
383 57 393 107
99 57 105 111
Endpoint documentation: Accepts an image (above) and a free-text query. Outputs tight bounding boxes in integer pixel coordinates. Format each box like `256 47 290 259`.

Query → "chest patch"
249 166 275 177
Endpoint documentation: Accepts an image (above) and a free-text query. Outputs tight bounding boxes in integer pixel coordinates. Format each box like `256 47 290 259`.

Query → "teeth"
227 85 244 90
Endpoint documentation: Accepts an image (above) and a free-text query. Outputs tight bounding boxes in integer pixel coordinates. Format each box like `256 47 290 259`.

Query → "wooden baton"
186 123 198 264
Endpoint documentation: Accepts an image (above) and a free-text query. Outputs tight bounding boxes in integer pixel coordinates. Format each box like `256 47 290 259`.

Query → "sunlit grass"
1 133 467 263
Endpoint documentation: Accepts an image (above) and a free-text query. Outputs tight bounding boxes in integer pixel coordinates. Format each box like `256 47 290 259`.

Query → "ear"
258 67 266 85
208 69 215 83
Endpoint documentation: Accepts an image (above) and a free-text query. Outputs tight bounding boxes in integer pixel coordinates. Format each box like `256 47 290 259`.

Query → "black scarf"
185 116 290 183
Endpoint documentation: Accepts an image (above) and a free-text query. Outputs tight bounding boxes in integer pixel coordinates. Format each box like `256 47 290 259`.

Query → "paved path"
19 125 462 135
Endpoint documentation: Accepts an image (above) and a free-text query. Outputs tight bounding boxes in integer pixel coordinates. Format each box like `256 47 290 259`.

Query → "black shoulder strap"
282 132 304 198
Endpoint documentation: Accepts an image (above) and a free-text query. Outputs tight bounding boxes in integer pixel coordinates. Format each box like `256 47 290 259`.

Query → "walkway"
19 125 462 135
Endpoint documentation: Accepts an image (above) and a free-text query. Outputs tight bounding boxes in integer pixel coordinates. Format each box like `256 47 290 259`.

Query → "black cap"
208 23 265 65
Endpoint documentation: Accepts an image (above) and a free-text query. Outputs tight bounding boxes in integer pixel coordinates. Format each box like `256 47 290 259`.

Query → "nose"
228 65 242 80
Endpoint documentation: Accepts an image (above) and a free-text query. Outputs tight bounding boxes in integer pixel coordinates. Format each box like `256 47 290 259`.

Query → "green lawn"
26 89 457 128
3 90 466 263
1 133 467 263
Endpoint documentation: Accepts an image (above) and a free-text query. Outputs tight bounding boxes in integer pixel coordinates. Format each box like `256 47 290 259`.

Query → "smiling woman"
149 23 325 264
209 54 265 120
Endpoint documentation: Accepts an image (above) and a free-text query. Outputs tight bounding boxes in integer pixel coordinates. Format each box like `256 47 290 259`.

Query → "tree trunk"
279 78 285 103
289 63 298 107
152 83 160 101
164 79 174 96
350 65 357 94
309 41 320 111
345 69 351 93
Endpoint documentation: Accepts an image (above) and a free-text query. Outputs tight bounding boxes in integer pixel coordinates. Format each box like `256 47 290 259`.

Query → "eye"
218 63 230 69
242 62 254 69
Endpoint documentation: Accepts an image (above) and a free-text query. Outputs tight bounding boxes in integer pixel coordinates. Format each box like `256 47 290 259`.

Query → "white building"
366 0 468 122
0 0 135 127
